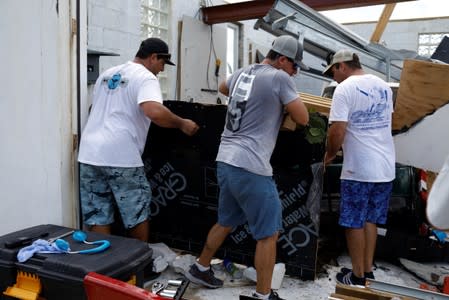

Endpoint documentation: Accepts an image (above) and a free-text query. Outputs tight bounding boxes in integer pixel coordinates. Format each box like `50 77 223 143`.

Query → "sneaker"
336 271 366 286
184 264 223 289
340 267 375 280
240 290 285 300
364 271 375 280
266 290 285 300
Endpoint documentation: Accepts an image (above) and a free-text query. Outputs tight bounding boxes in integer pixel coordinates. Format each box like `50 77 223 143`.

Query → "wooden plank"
335 284 418 300
335 284 393 300
393 59 449 132
330 293 366 299
281 92 332 130
300 92 332 115
370 3 396 43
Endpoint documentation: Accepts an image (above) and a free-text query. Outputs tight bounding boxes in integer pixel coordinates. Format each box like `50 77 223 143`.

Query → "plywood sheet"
393 59 449 132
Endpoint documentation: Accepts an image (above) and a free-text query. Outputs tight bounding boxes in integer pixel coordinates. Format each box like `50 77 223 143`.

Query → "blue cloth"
339 180 393 228
17 239 69 262
216 162 282 240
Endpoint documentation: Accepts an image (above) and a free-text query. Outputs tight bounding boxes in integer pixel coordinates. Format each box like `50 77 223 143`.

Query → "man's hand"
323 151 335 166
180 119 199 136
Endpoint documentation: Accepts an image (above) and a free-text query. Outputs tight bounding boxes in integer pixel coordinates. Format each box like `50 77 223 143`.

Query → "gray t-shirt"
216 64 299 176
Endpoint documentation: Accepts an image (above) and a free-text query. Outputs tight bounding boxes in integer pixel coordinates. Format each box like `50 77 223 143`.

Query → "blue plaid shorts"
79 163 151 229
339 179 393 229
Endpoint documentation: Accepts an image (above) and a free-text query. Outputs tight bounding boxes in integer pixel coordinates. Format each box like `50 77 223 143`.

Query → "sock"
195 261 209 272
350 273 365 285
253 291 270 299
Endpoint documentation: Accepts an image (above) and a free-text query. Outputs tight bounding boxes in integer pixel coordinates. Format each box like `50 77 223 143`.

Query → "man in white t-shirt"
78 38 199 242
323 50 395 286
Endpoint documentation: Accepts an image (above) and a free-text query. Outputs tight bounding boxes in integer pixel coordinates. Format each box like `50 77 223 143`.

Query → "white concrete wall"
344 17 449 52
0 0 77 235
84 0 141 128
87 0 141 72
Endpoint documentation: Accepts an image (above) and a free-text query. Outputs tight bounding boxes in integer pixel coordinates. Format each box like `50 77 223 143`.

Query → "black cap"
136 37 175 66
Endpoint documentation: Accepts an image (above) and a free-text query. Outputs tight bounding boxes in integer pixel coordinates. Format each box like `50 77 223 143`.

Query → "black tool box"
0 224 152 300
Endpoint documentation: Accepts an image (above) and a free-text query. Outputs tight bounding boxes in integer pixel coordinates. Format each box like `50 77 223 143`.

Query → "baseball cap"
271 35 309 70
137 37 175 66
322 49 354 75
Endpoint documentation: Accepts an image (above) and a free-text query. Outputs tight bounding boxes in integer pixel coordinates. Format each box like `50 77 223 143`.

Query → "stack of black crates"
142 101 325 280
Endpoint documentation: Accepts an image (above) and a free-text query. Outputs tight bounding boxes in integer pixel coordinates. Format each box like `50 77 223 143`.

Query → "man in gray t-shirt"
186 35 309 300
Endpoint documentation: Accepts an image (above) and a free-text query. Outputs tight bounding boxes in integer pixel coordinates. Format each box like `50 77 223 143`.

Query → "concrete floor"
144 254 424 299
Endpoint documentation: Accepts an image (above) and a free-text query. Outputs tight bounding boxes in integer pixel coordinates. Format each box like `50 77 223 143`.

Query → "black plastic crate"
0 224 152 300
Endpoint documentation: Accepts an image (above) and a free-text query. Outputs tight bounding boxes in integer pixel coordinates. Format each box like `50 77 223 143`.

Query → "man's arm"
284 98 309 126
324 121 347 165
219 81 229 96
140 101 199 136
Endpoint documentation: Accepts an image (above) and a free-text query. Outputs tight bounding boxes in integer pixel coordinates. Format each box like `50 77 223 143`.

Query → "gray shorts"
79 163 151 229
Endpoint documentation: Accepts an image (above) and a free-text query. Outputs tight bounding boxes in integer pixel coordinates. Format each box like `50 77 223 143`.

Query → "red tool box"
0 224 152 300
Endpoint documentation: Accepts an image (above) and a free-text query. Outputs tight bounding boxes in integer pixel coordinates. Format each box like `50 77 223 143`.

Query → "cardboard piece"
393 59 449 133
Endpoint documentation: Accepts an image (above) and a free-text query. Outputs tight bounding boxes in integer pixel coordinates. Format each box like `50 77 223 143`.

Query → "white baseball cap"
271 35 309 70
322 49 355 75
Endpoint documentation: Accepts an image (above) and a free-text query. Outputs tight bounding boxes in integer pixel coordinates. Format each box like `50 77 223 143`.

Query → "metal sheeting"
254 0 427 81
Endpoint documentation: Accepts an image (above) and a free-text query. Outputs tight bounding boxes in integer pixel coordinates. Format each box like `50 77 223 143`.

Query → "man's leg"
254 233 278 295
129 219 150 242
110 166 152 242
364 222 377 273
80 163 115 234
198 223 233 267
89 224 112 235
345 227 365 278
185 223 232 288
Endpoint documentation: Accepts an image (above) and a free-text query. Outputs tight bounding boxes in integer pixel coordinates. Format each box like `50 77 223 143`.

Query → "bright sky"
320 0 449 23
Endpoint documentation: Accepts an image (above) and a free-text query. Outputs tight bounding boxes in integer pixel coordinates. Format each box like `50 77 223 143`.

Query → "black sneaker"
364 271 375 280
340 267 375 280
184 264 223 289
266 290 285 300
240 290 286 300
336 271 366 286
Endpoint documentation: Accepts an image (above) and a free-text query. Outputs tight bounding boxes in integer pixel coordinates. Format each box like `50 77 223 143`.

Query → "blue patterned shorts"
79 163 151 229
216 162 282 240
339 179 393 229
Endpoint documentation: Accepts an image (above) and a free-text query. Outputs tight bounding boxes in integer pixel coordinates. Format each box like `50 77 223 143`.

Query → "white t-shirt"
78 61 163 167
329 74 395 182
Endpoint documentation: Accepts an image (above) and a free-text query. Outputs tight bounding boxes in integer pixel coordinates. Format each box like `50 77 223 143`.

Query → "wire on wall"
206 25 219 92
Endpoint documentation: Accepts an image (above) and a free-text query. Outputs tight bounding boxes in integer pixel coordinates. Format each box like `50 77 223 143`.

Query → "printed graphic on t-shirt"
226 72 255 132
350 86 390 130
102 72 129 92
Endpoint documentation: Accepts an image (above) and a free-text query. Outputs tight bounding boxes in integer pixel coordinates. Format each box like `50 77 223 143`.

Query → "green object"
304 112 327 144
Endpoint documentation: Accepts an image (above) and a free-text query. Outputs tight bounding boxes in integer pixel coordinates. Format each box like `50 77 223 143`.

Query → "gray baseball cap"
322 49 354 75
271 35 309 70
